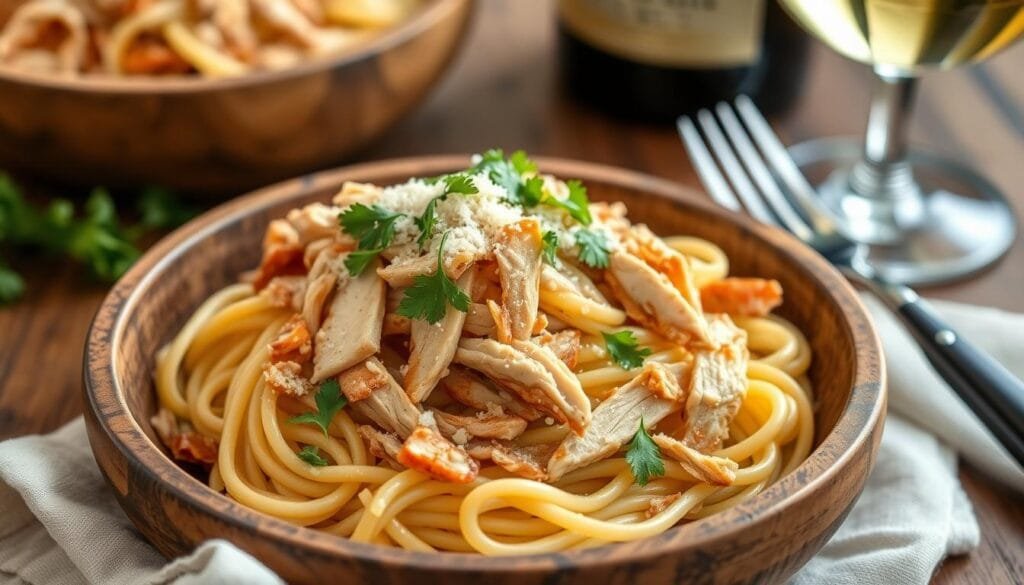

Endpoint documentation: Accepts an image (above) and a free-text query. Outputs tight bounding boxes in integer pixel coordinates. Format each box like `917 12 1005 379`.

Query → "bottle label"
560 0 765 68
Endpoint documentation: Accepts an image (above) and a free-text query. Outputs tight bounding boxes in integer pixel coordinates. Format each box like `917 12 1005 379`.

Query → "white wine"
780 0 1024 71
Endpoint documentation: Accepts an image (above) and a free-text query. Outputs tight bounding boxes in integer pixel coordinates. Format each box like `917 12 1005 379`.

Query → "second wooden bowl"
83 156 885 584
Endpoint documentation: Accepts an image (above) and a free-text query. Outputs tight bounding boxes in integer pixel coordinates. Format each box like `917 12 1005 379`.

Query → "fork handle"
885 287 1024 467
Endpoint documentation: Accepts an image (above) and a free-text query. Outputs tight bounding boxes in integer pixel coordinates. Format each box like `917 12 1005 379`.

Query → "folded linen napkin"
1 296 1021 585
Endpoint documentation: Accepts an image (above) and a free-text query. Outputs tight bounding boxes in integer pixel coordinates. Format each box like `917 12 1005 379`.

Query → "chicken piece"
404 269 474 402
455 338 590 434
627 225 703 310
700 278 783 317
680 315 749 452
346 358 420 438
311 256 385 382
652 434 738 486
0 0 89 73
468 440 557 481
486 299 511 344
263 360 314 397
645 494 681 519
546 362 685 482
463 303 496 337
286 203 345 247
397 416 479 484
261 275 305 311
268 314 312 363
377 249 476 288
442 367 543 422
358 425 403 470
332 181 382 208
430 408 528 442
253 219 305 291
494 219 543 340
150 407 218 465
534 329 582 369
382 313 411 336
605 250 710 347
540 263 607 304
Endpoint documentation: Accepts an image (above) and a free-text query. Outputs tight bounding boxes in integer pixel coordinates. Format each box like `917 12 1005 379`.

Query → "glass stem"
849 69 922 207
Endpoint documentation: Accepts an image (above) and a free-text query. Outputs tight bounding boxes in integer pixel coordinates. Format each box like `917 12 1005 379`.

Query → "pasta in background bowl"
83 155 885 584
0 0 472 194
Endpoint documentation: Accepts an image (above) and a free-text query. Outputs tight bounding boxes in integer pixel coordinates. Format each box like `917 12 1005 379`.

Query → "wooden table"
1 1 1021 583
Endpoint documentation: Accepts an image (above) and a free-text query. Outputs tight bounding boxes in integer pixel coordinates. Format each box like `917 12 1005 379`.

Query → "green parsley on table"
626 418 665 486
288 379 348 437
575 228 611 269
396 230 471 324
297 445 328 467
541 230 559 266
602 330 652 370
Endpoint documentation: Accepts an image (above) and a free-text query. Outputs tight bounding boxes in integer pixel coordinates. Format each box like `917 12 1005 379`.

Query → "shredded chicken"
268 314 311 363
253 219 305 291
494 219 543 340
311 255 385 382
263 360 314 397
441 367 544 422
151 407 218 465
358 425 403 470
680 315 749 452
261 275 305 311
606 250 711 347
653 434 738 486
547 362 685 481
468 440 557 481
404 269 474 402
346 358 420 438
455 338 590 434
534 329 582 369
700 278 783 317
397 419 479 484
430 408 528 442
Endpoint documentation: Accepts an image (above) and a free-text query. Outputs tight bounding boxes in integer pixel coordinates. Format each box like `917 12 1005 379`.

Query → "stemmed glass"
777 0 1024 284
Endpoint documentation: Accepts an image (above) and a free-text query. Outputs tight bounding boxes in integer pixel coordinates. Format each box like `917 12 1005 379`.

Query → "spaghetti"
152 153 814 555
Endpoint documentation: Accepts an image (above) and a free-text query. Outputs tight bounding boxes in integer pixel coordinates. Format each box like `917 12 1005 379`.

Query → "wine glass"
777 0 1024 285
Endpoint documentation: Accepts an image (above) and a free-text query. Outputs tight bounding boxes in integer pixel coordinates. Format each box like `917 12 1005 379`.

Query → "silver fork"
678 95 1024 467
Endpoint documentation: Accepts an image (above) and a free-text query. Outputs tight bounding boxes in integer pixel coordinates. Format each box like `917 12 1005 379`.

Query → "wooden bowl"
0 0 472 196
83 156 886 584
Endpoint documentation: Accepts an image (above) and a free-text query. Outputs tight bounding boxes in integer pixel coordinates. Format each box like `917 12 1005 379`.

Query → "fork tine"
691 110 777 225
734 95 837 235
714 101 815 242
676 115 743 213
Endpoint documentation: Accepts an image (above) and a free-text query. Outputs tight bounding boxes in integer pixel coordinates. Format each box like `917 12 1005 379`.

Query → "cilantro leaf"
541 230 559 266
396 231 471 324
343 249 381 276
443 173 478 196
626 418 664 486
546 180 592 226
415 198 439 249
297 445 328 467
0 265 25 305
602 330 652 370
339 203 404 250
288 379 348 437
470 149 542 206
509 150 538 175
575 228 610 269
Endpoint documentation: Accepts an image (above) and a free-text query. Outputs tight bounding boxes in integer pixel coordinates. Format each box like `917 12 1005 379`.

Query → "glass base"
788 137 1017 286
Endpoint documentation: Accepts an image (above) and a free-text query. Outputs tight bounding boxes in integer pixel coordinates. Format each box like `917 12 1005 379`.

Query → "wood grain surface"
0 1 1021 583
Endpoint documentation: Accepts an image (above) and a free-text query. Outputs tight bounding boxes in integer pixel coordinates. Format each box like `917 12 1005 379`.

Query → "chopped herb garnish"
343 249 382 276
338 203 404 250
396 231 471 324
297 445 328 467
602 330 652 370
0 265 24 304
626 418 664 486
415 174 479 249
288 379 348 437
546 180 592 226
470 149 544 207
575 228 610 269
541 230 559 266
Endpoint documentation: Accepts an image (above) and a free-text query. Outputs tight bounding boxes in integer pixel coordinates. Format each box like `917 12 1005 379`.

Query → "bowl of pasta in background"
0 0 472 195
83 156 885 584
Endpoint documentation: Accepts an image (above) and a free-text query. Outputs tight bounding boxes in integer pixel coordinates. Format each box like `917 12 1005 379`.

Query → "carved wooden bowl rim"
0 0 467 94
84 155 886 573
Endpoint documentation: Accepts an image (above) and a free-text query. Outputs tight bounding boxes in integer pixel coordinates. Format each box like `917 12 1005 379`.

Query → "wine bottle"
558 0 810 121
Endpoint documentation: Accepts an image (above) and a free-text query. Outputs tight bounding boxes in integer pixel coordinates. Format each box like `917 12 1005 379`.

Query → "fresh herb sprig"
574 228 610 269
288 379 348 437
339 203 405 276
541 230 559 266
297 445 329 467
415 173 479 248
0 175 195 305
626 418 665 486
396 231 471 324
602 330 652 370
469 150 593 224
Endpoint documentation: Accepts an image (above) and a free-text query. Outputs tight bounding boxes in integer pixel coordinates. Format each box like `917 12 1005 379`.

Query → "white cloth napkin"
2 296 1022 585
